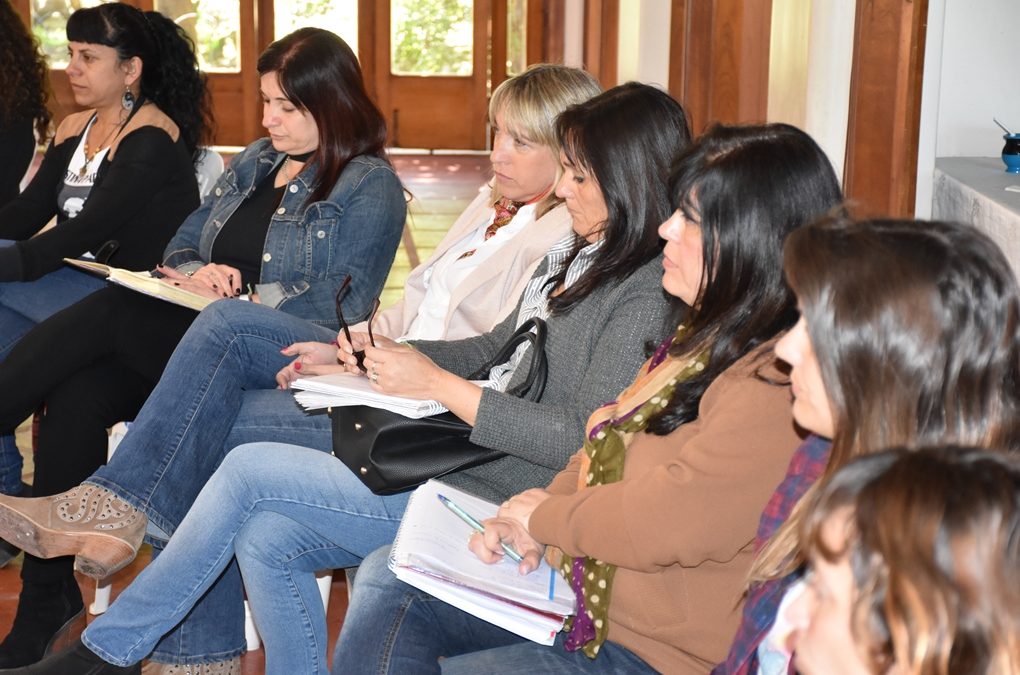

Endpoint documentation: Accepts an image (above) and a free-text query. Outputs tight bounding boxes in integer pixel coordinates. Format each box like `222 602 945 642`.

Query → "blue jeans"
82 443 411 674
333 547 656 675
84 300 337 662
0 243 107 494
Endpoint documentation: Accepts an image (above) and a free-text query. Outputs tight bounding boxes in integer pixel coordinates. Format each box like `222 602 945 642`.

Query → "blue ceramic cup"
1003 133 1020 173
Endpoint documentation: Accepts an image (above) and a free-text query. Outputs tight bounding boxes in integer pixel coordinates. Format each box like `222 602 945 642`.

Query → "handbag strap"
466 317 548 402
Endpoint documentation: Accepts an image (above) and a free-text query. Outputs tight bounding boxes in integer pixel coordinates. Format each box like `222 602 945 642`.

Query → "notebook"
290 373 447 418
63 259 213 312
388 479 575 644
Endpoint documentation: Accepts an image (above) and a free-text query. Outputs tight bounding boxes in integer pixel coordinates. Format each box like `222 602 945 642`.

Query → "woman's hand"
276 341 345 389
336 333 400 373
498 488 552 533
156 265 230 300
157 263 245 299
469 518 546 575
361 342 446 399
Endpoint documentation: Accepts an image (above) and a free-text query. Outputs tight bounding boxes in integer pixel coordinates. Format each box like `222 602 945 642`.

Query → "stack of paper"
389 480 576 645
290 373 447 418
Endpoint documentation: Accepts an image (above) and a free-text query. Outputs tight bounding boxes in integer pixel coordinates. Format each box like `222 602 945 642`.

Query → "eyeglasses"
335 274 380 372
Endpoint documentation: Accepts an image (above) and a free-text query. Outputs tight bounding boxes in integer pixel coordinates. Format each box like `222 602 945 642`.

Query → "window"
390 0 473 76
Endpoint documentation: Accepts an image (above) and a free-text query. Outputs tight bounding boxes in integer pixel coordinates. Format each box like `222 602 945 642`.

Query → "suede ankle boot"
0 573 85 668
2 638 140 674
0 485 146 579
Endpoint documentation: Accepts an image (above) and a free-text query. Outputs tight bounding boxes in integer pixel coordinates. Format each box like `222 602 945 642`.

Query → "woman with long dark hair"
0 27 405 669
0 0 51 208
328 123 844 674
9 82 688 675
0 2 212 501
717 216 1020 674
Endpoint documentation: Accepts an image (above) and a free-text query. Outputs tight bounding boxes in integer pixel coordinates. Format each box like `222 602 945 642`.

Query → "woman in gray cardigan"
3 83 691 674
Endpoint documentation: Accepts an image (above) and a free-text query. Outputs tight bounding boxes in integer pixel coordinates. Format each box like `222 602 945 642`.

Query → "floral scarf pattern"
557 326 709 657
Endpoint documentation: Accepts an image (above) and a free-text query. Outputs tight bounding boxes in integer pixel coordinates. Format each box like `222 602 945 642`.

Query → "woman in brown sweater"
331 123 844 674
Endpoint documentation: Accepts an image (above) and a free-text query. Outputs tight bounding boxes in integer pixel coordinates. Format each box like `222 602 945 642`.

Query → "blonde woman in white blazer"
370 184 573 341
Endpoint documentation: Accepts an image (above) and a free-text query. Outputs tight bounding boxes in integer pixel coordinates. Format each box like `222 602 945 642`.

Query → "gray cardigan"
414 255 672 503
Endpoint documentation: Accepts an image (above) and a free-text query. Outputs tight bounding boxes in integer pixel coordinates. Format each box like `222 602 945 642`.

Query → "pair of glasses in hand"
335 274 380 372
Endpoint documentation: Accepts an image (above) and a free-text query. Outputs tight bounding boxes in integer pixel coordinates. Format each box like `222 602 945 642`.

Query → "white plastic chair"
193 148 225 199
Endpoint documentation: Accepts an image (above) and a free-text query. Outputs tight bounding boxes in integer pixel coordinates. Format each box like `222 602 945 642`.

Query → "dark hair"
0 0 51 140
547 82 691 314
802 446 1020 674
66 3 212 158
752 216 1020 582
787 216 1020 473
257 28 388 205
647 123 843 434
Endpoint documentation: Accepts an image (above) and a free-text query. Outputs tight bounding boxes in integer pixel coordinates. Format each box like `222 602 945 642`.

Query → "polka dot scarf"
557 326 708 658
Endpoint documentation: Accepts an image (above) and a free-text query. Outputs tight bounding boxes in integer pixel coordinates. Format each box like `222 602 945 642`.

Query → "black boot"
0 563 84 668
0 638 140 674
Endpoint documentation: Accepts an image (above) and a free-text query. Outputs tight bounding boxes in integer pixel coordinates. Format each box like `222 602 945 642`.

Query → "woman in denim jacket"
0 28 404 670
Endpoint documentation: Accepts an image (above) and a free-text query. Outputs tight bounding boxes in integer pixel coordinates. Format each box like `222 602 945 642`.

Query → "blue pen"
548 566 556 600
437 493 524 563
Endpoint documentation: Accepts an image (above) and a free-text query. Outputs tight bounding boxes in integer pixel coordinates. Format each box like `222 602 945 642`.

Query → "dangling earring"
122 86 135 112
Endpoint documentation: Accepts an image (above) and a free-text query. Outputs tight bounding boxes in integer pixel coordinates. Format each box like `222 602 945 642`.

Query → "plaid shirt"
712 435 832 675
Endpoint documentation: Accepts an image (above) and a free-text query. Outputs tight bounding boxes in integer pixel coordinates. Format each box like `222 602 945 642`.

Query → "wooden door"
370 0 490 150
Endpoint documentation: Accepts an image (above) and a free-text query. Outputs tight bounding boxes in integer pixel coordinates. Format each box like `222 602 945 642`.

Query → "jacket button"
317 230 326 239
276 207 285 215
214 220 223 229
214 187 222 196
262 253 272 262
289 184 298 193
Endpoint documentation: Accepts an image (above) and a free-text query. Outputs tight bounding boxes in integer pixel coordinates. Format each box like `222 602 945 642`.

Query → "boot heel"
43 608 86 656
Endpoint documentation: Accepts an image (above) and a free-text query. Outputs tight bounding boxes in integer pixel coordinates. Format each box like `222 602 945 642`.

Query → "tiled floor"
4 152 491 673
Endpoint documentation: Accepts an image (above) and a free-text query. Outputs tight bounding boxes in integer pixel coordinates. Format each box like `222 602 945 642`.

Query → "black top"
0 110 198 282
0 116 35 210
210 164 284 288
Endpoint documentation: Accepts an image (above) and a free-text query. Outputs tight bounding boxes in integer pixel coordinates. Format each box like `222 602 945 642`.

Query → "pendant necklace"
80 116 126 179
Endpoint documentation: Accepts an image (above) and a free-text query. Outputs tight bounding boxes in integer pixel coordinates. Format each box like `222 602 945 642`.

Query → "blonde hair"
488 64 601 217
801 448 1020 675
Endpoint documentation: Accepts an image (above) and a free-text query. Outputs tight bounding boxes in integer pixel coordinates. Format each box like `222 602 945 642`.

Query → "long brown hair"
257 28 388 205
752 216 1020 580
801 447 1020 675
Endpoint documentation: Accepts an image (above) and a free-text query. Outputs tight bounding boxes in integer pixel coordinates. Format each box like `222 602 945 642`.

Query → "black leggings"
0 286 196 585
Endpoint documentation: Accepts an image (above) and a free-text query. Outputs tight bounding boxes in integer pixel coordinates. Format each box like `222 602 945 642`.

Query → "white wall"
616 0 671 87
915 0 1020 216
768 0 811 129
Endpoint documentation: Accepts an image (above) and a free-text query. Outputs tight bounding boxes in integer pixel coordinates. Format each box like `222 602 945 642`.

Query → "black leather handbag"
330 317 548 495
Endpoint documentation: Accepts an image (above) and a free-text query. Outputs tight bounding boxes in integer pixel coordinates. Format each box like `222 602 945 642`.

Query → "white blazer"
364 185 572 341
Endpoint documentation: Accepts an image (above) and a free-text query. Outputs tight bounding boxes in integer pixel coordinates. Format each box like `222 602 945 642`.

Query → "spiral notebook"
388 480 575 644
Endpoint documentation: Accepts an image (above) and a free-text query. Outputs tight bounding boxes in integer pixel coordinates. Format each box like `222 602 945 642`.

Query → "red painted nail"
294 362 302 371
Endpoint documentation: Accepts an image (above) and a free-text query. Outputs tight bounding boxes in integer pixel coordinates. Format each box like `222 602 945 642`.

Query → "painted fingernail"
294 362 302 371
212 284 218 289
234 288 241 296
222 292 229 298
173 282 180 286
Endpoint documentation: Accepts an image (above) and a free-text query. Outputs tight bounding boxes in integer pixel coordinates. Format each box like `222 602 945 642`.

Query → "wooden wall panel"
668 0 772 135
843 0 928 217
584 0 618 88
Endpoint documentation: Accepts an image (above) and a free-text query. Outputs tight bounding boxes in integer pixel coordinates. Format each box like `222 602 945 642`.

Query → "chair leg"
243 570 333 652
89 577 111 615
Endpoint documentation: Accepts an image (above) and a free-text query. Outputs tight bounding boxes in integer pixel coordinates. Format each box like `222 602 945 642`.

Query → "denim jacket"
162 138 406 326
